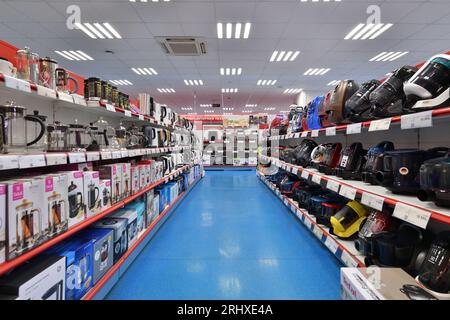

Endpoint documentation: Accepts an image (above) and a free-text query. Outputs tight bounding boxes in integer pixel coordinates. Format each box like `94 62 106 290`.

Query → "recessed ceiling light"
157 88 175 93
204 110 215 113
110 80 133 86
344 23 393 40
257 80 277 86
187 112 197 115
304 68 330 76
264 107 276 111
223 112 233 116
270 50 300 62
132 67 157 75
184 79 204 86
217 22 251 39
75 22 122 39
222 88 238 93
283 88 303 94
220 67 242 76
369 51 409 62
55 50 94 61
327 80 340 86
242 110 253 113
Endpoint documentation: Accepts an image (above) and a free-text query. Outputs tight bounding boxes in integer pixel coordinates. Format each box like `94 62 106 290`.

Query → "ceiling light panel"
75 22 122 39
184 79 204 86
222 88 238 93
369 51 409 62
110 80 132 86
327 80 340 86
223 107 234 111
220 67 242 76
270 50 300 62
157 88 175 93
130 0 170 2
132 67 158 75
264 107 276 111
344 23 393 40
55 50 94 61
257 80 277 86
304 68 330 76
204 110 215 113
245 104 257 108
181 107 192 111
200 104 212 108
283 88 302 94
217 23 251 39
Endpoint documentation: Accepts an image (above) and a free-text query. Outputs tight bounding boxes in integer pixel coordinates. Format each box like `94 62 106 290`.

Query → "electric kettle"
160 105 168 123
143 125 158 148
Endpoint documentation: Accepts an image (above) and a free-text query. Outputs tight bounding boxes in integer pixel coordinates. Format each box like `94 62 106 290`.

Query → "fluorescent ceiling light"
344 23 393 40
270 51 278 62
103 23 122 39
74 23 96 39
217 23 223 39
110 80 132 86
257 80 277 86
200 104 212 108
76 22 122 39
223 107 234 111
370 23 393 39
132 67 157 75
93 23 113 39
157 88 175 93
235 23 242 39
370 51 408 62
243 23 251 39
226 23 232 39
245 104 257 107
304 68 330 76
328 80 340 86
218 22 251 39
55 50 94 61
277 51 285 62
283 88 302 94
84 23 105 39
222 88 238 93
185 80 204 86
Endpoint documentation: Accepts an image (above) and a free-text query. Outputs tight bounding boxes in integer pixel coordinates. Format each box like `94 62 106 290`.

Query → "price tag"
139 114 145 121
325 237 339 254
304 217 312 230
68 152 86 163
100 151 112 160
401 111 433 130
341 251 360 268
296 209 303 219
18 154 46 168
392 202 431 229
327 179 340 193
369 118 392 132
301 131 308 138
105 104 116 112
73 94 87 106
45 153 67 166
36 85 57 99
346 123 362 135
0 155 19 170
301 170 310 180
124 110 132 117
121 150 129 158
294 133 301 138
313 226 324 240
57 91 74 103
292 167 298 175
339 185 357 200
283 198 289 206
361 192 385 211
326 127 336 136
311 130 319 138
86 151 100 161
311 174 322 185
4 75 31 93
111 151 122 159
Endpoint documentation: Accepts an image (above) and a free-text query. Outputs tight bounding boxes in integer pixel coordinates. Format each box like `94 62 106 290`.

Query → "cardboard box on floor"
341 268 440 300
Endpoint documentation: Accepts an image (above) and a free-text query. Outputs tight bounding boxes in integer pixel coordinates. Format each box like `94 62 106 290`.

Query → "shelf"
0 146 191 171
261 156 450 228
82 174 202 300
257 172 365 268
266 107 450 142
0 163 198 276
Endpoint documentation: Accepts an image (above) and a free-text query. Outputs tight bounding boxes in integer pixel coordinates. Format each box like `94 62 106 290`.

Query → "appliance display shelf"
0 146 190 171
257 172 365 268
266 106 450 142
0 74 189 132
82 174 203 300
261 156 450 227
0 163 197 276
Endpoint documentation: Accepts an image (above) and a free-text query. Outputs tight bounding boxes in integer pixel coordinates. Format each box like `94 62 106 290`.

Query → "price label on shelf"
0 155 19 170
361 192 385 211
292 167 298 175
45 153 67 166
4 75 31 93
341 251 360 268
68 152 86 163
121 150 129 158
124 110 132 117
86 151 100 162
326 127 336 136
346 123 362 135
18 154 46 168
294 133 301 139
283 198 289 206
327 179 340 193
311 174 322 185
296 208 303 219
111 151 122 159
369 118 392 132
325 237 339 255
311 130 319 138
392 202 431 229
301 170 310 180
401 110 433 130
138 114 145 121
36 85 57 99
301 131 308 138
57 92 74 103
313 226 324 240
304 217 312 230
73 95 87 106
339 185 357 200
100 151 112 160
105 104 116 112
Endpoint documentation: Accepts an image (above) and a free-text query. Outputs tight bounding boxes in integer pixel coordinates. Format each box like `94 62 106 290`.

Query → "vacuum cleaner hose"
417 189 436 202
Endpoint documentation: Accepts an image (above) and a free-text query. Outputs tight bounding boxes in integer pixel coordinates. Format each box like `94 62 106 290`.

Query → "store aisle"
106 171 342 300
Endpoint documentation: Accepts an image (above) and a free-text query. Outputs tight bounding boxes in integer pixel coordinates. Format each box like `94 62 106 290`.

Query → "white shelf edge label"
392 202 431 229
327 179 340 193
4 75 31 93
304 217 312 229
301 170 310 180
301 131 308 138
18 154 46 168
138 114 145 121
292 167 299 175
401 110 433 130
57 92 74 103
72 95 87 106
0 155 19 170
311 174 322 185
105 104 116 112
111 151 122 159
121 150 129 158
294 133 301 138
100 151 112 160
361 192 385 211
346 123 362 135
313 226 323 240
324 237 339 255
68 152 86 163
86 152 100 161
341 251 359 268
369 118 392 132
339 185 357 200
45 153 67 166
36 85 57 99
326 127 336 136
311 130 319 138
124 110 132 117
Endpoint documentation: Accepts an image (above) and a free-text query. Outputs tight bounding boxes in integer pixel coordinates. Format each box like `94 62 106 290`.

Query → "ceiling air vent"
156 37 207 56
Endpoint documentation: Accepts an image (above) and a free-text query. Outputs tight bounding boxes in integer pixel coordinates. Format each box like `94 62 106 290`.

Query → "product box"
98 179 111 211
62 171 86 228
76 228 114 285
145 191 159 227
144 164 152 186
139 165 147 189
38 174 69 239
125 201 146 237
121 163 131 199
6 178 46 260
0 255 66 300
0 184 6 264
131 165 140 195
167 182 178 205
182 173 189 190
83 171 101 218
110 207 138 247
99 164 121 204
154 186 168 213
48 239 94 300
340 268 439 300
93 217 128 264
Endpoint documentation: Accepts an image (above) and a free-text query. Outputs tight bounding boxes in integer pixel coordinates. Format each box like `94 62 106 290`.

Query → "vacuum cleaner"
330 200 370 239
417 153 450 207
318 143 343 175
306 96 325 130
335 142 367 180
344 79 382 123
293 139 317 168
322 80 360 127
361 141 395 185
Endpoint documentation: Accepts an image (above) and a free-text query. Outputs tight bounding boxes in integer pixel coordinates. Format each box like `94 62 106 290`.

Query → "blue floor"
106 170 342 300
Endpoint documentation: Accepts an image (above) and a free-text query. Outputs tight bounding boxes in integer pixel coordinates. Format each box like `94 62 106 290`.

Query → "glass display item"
38 57 58 89
55 68 78 94
84 77 102 101
15 47 39 83
92 117 117 151
68 120 87 152
46 121 69 152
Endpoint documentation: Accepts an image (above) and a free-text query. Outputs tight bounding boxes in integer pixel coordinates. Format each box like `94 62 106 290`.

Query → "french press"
48 191 67 234
68 182 84 219
16 199 42 252
47 121 69 152
87 182 100 210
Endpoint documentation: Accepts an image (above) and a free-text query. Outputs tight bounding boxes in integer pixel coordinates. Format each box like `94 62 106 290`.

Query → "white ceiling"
0 0 449 114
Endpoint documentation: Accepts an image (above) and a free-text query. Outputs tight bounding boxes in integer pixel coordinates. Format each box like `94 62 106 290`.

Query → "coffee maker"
68 182 84 219
16 199 42 252
48 192 67 234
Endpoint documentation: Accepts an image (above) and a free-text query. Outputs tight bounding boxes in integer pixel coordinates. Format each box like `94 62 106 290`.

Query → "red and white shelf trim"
260 155 450 228
257 171 365 268
266 107 450 142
